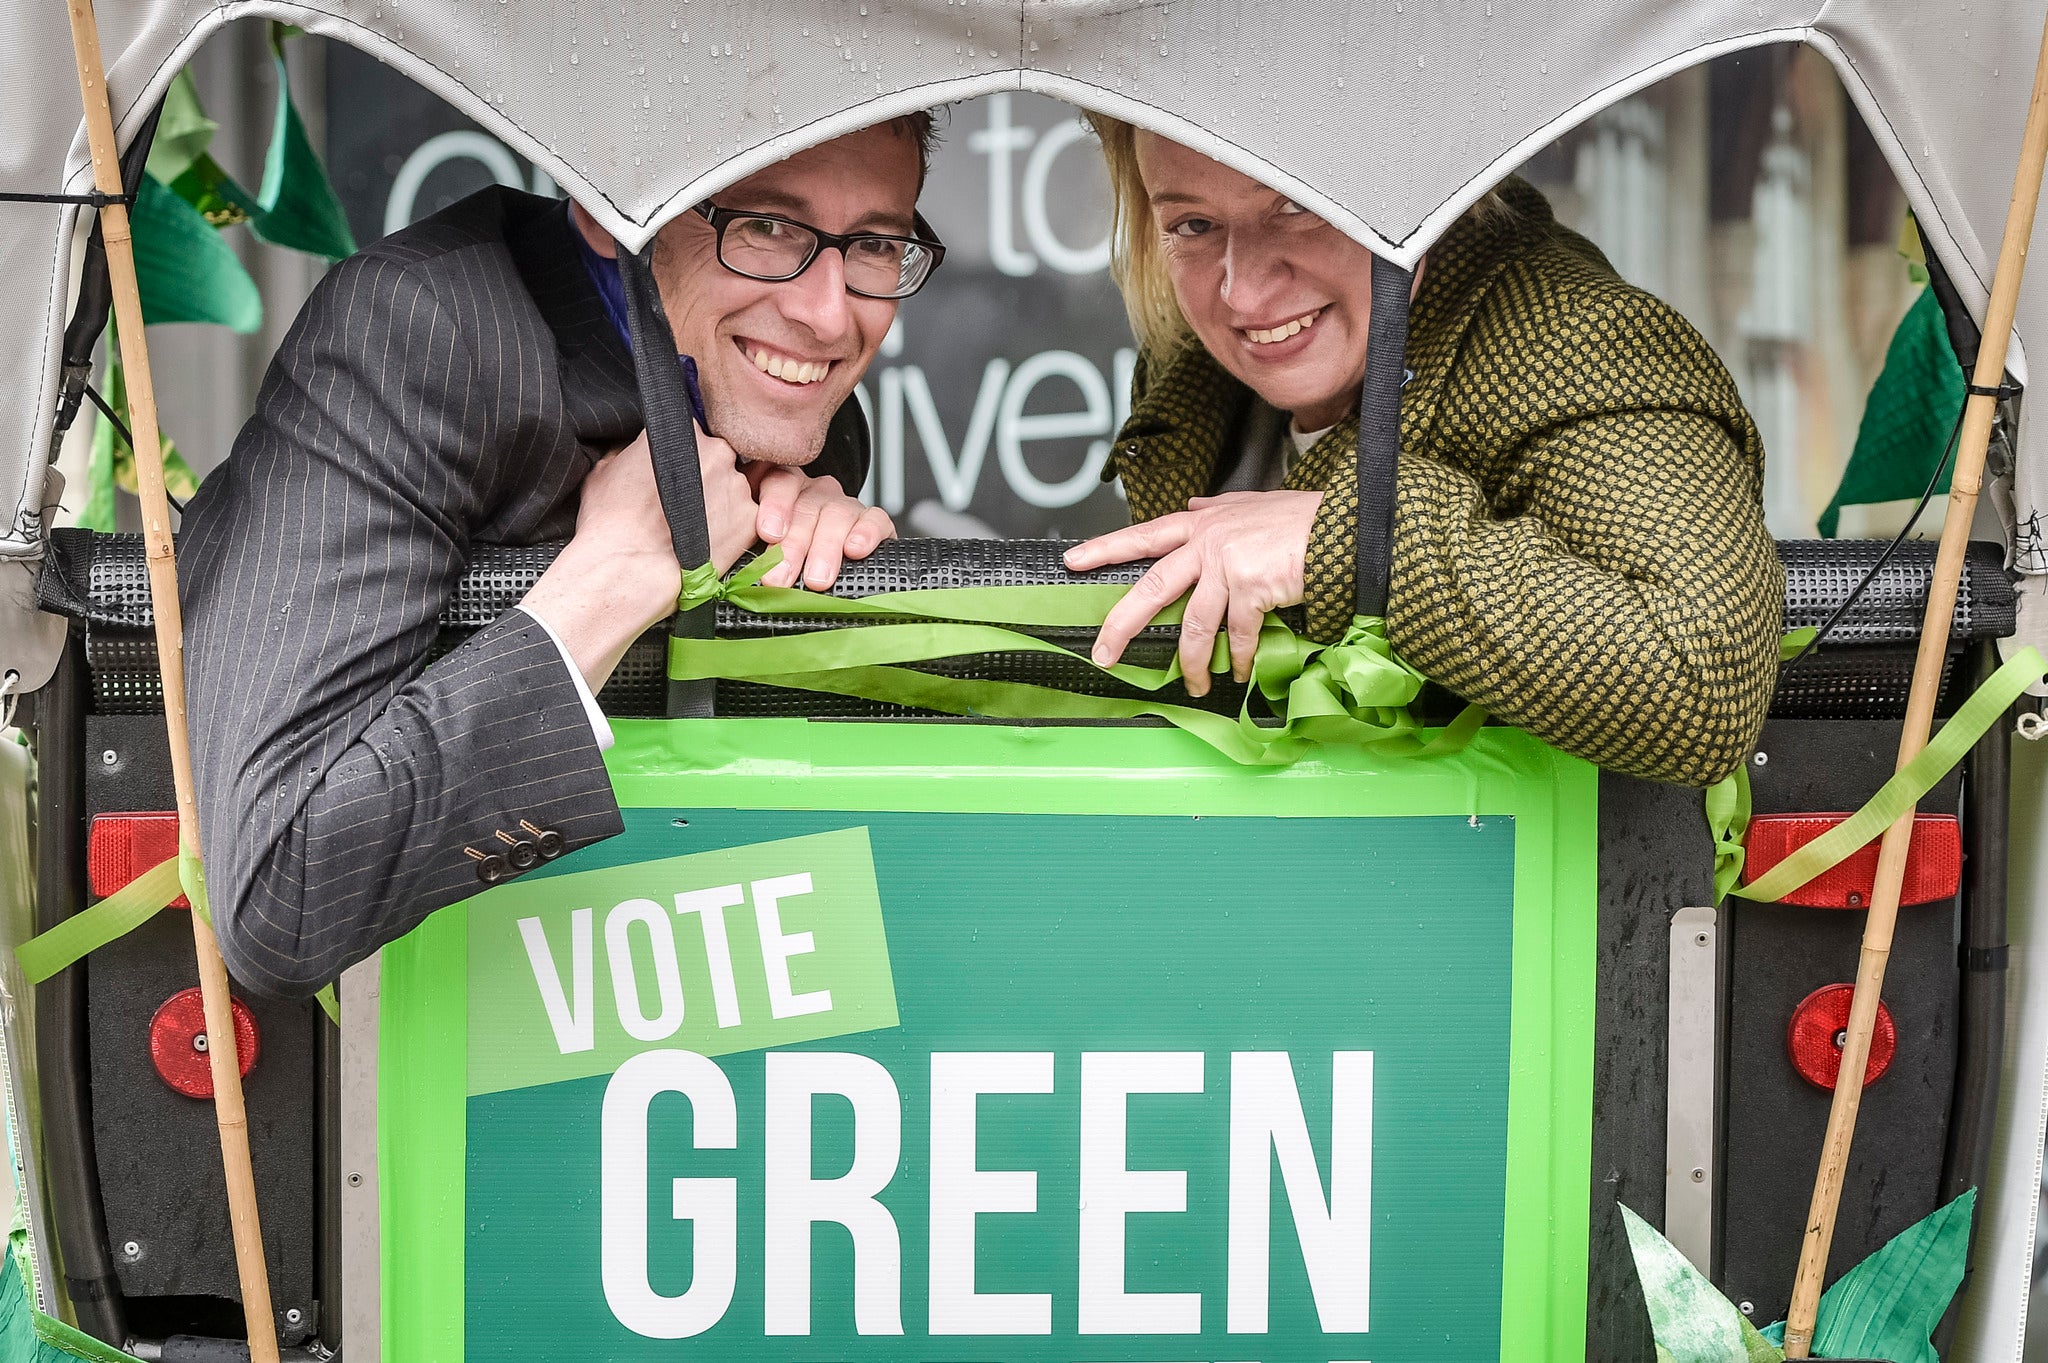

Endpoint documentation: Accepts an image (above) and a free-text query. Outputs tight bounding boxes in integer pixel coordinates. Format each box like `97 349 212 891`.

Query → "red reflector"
1787 984 1896 1090
86 811 188 909
148 988 259 1099
1742 813 1961 908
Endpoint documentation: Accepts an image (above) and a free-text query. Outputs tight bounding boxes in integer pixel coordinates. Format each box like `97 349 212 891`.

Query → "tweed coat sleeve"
1379 273 1784 788
179 245 624 997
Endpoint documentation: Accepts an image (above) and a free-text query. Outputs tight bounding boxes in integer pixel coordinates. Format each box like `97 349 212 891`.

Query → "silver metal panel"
1666 905 1719 1273
339 954 381 1362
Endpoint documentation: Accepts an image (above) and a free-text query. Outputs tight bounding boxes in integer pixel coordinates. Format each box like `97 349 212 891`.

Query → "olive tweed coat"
1109 179 1784 787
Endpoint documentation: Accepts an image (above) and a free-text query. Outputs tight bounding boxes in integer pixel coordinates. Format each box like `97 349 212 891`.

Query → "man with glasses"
178 115 944 997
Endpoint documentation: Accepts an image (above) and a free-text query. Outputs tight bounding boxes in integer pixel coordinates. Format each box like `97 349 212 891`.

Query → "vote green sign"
378 719 1597 1361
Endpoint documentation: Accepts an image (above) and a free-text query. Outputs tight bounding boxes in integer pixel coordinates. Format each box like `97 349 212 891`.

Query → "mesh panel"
58 533 2018 721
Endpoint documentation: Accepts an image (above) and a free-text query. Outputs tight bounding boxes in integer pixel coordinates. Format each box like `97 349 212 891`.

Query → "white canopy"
3 2 2048 1344
5 3 2048 577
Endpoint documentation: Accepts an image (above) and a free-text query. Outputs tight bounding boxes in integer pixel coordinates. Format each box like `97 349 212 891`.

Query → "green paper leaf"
1763 1189 1975 1363
1622 1204 1787 1363
1821 287 1966 537
245 45 357 260
131 174 262 332
142 70 218 187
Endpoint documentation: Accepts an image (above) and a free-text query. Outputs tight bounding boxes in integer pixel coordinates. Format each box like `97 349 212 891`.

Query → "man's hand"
520 423 756 690
750 464 896 589
1062 490 1322 697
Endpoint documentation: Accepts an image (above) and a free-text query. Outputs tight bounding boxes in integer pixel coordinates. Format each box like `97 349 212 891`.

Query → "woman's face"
1136 131 1378 430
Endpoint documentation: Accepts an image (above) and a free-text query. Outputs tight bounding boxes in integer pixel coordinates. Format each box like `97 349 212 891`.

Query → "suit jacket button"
477 853 510 885
507 839 540 871
535 830 565 859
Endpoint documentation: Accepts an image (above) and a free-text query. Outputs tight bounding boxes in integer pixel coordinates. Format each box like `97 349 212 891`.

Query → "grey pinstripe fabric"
181 189 659 997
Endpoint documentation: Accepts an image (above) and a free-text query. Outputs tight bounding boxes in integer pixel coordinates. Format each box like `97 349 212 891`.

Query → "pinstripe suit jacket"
179 187 862 998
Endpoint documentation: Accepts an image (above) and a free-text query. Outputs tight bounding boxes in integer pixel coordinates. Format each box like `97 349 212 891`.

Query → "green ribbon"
14 855 184 985
1712 644 2046 904
669 549 1483 766
17 848 339 1024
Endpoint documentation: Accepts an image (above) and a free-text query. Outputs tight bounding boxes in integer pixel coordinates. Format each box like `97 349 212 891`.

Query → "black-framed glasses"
692 202 946 299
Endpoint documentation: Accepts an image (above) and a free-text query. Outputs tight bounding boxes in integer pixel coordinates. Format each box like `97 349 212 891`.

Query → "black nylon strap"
1353 255 1414 619
616 243 717 717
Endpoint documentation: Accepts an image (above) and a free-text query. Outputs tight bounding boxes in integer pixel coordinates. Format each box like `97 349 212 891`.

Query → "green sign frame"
379 718 1597 1360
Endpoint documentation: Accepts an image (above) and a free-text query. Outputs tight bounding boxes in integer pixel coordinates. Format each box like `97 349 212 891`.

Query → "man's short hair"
889 109 942 188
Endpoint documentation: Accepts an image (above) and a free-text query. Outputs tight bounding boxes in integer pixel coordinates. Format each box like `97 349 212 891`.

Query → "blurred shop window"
1525 45 1925 540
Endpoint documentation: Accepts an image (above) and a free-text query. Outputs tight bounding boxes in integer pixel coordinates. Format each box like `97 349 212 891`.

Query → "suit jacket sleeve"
179 247 624 998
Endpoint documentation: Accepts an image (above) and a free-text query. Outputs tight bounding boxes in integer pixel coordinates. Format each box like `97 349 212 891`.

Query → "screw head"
1751 751 1769 767
101 749 118 766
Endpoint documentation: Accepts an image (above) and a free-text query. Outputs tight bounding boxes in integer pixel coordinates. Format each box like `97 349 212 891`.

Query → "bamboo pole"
60 5 282 1360
1780 11 2048 1356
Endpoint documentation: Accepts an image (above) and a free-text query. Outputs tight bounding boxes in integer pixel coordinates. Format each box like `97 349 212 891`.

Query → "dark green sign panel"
379 720 1597 1361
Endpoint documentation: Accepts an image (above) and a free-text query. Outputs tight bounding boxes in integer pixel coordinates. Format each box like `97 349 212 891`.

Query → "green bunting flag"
1620 1206 1786 1363
1626 1191 1975 1363
1819 285 1966 537
1759 1190 1976 1363
129 172 263 332
2 1237 143 1363
243 36 357 260
77 325 202 533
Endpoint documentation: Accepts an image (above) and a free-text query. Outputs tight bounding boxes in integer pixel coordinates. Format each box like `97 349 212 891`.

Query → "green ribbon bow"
669 549 1485 766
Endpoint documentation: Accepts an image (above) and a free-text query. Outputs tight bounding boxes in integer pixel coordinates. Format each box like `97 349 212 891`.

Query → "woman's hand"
750 464 897 589
1062 489 1321 696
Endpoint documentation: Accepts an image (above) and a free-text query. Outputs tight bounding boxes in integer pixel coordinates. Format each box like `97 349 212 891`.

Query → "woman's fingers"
1226 592 1265 684
1091 547 1200 668
1063 512 1194 572
1179 573 1230 697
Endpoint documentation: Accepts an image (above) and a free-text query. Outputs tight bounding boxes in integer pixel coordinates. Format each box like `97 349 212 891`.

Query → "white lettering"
518 909 594 1054
764 1053 904 1336
997 350 1114 509
1226 1051 1373 1334
1078 1052 1204 1334
674 884 746 1030
604 898 687 1042
903 360 1009 512
601 1050 738 1338
928 1052 1054 1335
1020 118 1114 275
751 873 832 1020
968 93 1039 277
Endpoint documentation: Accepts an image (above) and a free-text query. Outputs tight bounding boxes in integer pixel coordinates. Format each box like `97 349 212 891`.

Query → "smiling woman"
1067 116 1785 788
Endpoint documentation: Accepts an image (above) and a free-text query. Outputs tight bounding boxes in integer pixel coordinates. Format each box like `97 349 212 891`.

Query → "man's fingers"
1063 513 1193 572
1226 594 1265 684
754 468 804 541
764 487 825 587
800 500 861 590
1179 574 1229 698
1091 548 1199 668
845 506 896 559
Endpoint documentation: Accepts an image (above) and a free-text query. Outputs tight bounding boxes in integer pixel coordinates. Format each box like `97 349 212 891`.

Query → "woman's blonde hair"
1085 112 1196 360
1084 113 1514 361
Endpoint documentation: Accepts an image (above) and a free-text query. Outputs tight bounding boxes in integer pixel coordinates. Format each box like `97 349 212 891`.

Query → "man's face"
652 124 922 465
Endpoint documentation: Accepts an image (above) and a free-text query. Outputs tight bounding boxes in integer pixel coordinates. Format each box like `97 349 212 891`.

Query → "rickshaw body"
3 3 2048 1360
